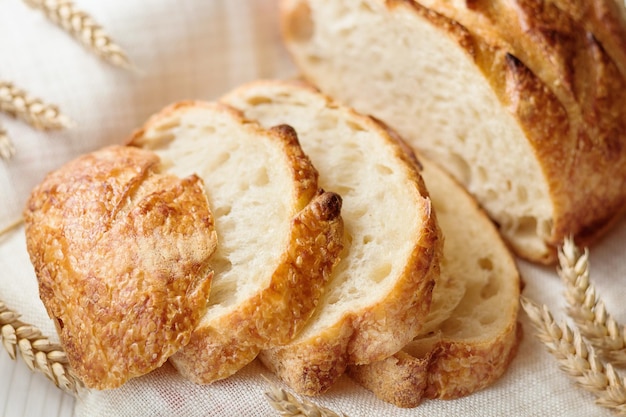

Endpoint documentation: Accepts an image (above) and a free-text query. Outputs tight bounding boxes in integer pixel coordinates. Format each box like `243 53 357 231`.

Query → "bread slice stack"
127 102 345 384
222 80 442 395
348 157 522 407
280 0 626 264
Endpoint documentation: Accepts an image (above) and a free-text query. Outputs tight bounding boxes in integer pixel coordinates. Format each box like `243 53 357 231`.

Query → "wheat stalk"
0 218 24 239
0 81 73 130
23 0 133 70
0 300 80 394
558 238 626 366
263 376 348 417
521 297 626 415
0 124 16 160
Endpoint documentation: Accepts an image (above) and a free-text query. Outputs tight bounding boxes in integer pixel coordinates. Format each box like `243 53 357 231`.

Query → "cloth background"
1 0 625 415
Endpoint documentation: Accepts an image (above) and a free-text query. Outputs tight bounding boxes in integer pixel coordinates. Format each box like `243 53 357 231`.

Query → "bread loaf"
222 80 442 395
128 101 344 384
23 145 217 389
280 0 626 263
348 157 522 407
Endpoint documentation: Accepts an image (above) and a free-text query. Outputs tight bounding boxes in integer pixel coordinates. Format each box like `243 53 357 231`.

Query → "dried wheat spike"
558 238 626 366
263 376 348 417
0 124 16 160
0 300 81 394
23 0 133 70
521 297 626 415
0 81 73 130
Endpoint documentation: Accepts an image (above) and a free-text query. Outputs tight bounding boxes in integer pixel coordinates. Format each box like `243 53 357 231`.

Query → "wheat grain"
521 297 626 415
558 238 626 366
263 376 348 417
0 124 16 160
23 0 133 70
0 300 80 394
0 81 73 130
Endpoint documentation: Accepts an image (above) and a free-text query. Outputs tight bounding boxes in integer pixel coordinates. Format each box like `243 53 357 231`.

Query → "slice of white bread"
348 157 522 407
222 80 442 395
128 102 344 384
23 145 218 389
280 0 626 264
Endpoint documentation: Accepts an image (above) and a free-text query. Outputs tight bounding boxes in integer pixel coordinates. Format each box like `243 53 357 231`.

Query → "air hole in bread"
253 167 270 186
215 205 232 217
333 184 355 196
485 189 498 201
362 235 373 244
440 317 462 334
375 163 393 175
382 71 394 82
446 153 471 185
305 54 323 66
346 120 366 132
477 166 487 183
371 262 392 283
358 0 374 13
57 317 64 330
514 216 538 239
478 257 493 271
215 152 231 166
480 275 499 300
327 291 341 305
479 314 497 326
517 185 528 203
317 114 339 131
287 1 314 43
351 207 367 219
245 95 273 106
201 126 216 135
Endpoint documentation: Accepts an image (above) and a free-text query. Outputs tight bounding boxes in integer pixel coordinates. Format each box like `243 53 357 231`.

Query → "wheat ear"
0 124 16 160
0 301 80 394
23 0 133 70
558 238 626 366
521 297 626 414
263 376 348 417
0 81 73 130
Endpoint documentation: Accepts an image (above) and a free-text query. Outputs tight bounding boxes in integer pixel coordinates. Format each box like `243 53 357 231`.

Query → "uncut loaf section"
280 0 626 263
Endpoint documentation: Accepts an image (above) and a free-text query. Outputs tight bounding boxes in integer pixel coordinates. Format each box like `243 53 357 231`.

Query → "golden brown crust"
130 101 345 384
347 321 522 407
23 145 217 389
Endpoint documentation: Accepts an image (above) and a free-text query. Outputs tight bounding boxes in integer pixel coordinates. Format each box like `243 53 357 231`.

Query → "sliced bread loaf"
222 80 442 395
128 102 344 384
23 145 218 389
347 156 521 407
280 0 626 263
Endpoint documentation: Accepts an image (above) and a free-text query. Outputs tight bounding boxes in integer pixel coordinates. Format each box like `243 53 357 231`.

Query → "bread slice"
348 157 522 407
23 145 218 389
222 80 442 395
128 102 344 384
280 0 626 263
